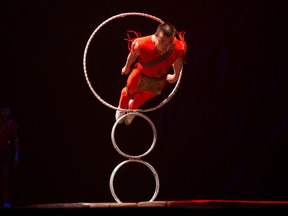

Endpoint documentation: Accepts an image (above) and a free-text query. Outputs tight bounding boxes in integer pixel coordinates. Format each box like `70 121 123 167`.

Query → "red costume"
119 33 187 110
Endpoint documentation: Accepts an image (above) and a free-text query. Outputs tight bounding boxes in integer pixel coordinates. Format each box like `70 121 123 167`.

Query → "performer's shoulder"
135 35 152 43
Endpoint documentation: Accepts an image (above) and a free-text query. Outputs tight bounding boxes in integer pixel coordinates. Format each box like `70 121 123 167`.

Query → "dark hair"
156 22 176 38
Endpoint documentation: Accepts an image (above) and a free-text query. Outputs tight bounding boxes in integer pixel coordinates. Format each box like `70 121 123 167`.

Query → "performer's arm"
121 41 140 75
167 57 183 83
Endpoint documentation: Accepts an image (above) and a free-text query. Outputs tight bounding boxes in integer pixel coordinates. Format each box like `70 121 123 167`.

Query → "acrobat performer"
115 22 187 125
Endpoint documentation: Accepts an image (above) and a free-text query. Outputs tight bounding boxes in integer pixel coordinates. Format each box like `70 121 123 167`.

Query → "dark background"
1 0 287 206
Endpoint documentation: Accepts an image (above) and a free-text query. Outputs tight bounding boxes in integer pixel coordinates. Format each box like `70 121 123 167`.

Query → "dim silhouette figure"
0 105 19 208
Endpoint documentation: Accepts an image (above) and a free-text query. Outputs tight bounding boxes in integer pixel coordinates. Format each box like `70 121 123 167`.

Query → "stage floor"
10 200 288 209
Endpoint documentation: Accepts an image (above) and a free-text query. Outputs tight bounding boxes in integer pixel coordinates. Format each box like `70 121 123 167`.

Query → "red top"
130 34 187 78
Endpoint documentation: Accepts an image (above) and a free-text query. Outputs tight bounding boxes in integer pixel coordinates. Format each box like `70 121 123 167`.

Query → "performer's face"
154 32 173 54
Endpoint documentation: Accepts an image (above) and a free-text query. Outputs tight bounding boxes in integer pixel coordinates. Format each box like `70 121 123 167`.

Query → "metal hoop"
109 159 160 203
111 112 157 159
83 12 183 113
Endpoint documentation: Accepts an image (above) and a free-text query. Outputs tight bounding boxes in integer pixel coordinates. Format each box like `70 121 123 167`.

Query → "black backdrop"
1 0 287 206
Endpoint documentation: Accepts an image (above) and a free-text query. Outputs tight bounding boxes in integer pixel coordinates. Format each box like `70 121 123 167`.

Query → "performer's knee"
121 87 127 96
124 87 136 99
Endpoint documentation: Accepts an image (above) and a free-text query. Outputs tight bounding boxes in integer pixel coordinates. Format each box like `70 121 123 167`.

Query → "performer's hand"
166 74 178 83
121 66 130 75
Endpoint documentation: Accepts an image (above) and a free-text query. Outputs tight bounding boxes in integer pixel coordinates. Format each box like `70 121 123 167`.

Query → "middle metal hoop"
111 112 157 159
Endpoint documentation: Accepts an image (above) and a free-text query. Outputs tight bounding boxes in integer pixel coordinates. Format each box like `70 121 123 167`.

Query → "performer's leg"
116 70 140 122
124 91 156 125
2 165 10 208
115 87 129 123
118 69 141 109
129 91 157 109
1 150 11 208
118 87 130 109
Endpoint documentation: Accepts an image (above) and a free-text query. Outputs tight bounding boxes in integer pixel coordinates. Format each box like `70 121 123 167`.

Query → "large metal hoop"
83 12 183 113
